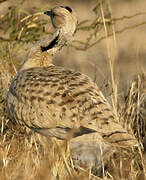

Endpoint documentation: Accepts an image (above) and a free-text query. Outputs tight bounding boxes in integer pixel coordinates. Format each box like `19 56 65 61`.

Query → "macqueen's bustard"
7 6 137 170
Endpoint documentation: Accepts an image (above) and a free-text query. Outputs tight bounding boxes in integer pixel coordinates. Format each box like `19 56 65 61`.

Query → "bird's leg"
55 139 72 178
65 140 70 160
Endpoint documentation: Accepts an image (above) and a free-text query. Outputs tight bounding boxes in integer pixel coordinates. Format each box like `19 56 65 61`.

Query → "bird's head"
44 6 77 36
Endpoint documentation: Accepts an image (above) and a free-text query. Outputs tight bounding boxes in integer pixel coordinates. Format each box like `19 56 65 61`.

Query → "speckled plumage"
7 5 137 172
7 64 137 145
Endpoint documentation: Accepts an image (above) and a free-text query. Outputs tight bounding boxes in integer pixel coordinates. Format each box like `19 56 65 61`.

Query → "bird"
7 5 137 173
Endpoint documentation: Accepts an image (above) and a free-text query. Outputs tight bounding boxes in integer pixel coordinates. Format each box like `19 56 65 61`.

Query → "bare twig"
72 21 146 50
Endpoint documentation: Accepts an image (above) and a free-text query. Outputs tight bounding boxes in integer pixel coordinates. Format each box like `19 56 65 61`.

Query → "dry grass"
1 0 146 179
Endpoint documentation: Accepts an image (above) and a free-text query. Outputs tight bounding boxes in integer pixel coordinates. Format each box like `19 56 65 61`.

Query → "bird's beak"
44 11 52 17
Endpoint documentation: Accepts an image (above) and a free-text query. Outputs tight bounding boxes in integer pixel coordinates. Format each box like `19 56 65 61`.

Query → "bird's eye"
64 6 72 13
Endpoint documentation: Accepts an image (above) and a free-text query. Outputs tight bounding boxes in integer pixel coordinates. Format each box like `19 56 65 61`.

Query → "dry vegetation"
1 0 146 179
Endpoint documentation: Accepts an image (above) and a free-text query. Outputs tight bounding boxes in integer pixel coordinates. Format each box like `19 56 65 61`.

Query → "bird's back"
7 65 137 146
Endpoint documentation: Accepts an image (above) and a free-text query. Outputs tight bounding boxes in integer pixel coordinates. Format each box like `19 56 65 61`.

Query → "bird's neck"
20 29 71 71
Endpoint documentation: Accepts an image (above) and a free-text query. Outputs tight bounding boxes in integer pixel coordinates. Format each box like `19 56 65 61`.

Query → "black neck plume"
40 35 59 52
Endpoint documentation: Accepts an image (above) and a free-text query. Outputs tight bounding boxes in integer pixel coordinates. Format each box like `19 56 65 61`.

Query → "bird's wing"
7 66 137 146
